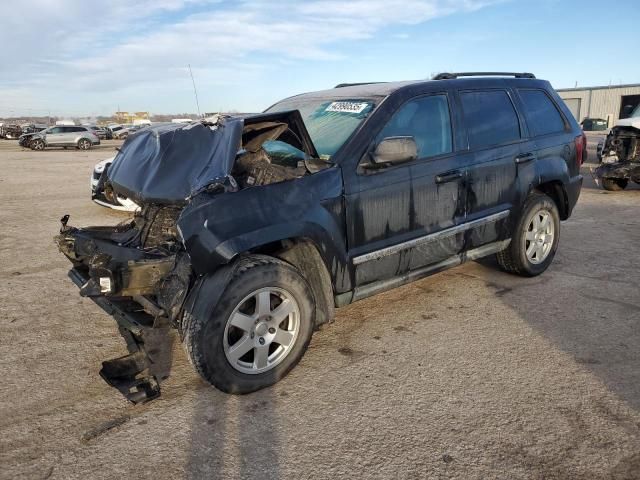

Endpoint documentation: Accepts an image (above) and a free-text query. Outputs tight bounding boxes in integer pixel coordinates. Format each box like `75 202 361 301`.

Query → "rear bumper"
565 175 583 217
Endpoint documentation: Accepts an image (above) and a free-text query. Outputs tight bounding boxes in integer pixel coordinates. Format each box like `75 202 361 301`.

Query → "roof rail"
432 72 536 80
334 82 386 88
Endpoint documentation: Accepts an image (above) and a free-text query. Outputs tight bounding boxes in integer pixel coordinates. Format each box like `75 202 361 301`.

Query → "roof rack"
432 72 536 80
334 82 386 88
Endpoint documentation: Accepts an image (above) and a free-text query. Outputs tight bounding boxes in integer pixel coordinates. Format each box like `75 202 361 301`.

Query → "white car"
91 157 140 211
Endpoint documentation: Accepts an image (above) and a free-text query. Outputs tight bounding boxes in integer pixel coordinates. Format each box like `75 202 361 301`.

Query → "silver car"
29 126 100 151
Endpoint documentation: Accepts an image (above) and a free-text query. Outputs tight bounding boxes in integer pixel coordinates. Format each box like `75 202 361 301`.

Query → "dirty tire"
77 138 91 150
184 255 315 394
601 178 628 191
31 139 45 150
496 191 560 277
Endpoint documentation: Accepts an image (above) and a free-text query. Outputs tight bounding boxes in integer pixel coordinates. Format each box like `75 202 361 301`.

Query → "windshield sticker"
325 101 370 114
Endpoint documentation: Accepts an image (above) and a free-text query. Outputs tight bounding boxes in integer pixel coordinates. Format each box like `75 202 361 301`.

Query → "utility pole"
188 64 201 118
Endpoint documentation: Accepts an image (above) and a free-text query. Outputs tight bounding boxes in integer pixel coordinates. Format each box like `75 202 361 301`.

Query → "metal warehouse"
557 84 640 126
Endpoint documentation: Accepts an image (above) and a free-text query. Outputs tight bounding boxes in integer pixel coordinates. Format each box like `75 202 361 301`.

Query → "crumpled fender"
177 167 348 282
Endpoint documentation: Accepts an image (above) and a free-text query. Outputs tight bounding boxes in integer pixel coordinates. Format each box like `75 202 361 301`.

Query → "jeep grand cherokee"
56 72 584 402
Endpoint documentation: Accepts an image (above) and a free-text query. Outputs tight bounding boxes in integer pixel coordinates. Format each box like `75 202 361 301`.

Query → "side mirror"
372 136 417 165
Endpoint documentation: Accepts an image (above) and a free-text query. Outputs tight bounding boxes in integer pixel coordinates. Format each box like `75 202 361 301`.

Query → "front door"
345 93 465 287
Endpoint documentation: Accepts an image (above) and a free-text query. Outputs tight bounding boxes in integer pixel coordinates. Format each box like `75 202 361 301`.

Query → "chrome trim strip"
352 210 510 265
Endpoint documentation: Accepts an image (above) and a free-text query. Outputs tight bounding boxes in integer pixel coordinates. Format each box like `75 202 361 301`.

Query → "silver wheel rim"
34 140 44 150
80 140 89 149
524 209 554 264
223 287 300 375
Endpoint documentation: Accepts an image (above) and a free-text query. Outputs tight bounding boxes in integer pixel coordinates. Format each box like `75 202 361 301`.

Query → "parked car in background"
27 125 100 150
90 157 140 211
0 124 23 139
581 118 608 131
107 124 125 138
112 124 145 140
86 125 109 140
56 72 584 403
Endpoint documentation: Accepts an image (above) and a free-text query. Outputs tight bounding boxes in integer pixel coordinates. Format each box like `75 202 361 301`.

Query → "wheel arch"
239 237 335 327
533 180 569 220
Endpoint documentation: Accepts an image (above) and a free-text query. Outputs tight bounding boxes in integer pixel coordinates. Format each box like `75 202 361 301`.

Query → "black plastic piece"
100 351 161 404
433 72 536 80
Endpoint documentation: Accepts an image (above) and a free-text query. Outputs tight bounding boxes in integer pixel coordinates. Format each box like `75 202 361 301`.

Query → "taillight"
575 133 586 166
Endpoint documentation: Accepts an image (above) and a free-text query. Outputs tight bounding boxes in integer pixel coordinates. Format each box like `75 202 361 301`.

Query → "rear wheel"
496 191 560 277
31 139 45 150
184 255 315 394
77 138 91 150
601 178 628 191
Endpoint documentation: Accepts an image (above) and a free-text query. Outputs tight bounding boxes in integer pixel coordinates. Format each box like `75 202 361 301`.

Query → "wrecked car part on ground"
594 105 640 191
56 75 583 403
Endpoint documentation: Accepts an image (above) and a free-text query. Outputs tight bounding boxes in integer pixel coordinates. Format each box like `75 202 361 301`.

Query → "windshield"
631 104 640 118
267 98 376 158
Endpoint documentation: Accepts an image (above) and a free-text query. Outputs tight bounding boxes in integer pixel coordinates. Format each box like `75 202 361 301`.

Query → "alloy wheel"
223 287 300 375
524 209 554 264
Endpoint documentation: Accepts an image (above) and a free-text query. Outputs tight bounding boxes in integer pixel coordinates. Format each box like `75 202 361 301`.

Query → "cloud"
0 0 499 115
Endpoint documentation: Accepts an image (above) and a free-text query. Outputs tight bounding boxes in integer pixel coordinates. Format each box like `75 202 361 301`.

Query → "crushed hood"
107 110 318 205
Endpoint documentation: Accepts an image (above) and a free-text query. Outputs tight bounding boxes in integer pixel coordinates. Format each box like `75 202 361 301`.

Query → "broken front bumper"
56 217 191 403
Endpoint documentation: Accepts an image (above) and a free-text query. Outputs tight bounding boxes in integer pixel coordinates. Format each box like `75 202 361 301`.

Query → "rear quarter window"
460 90 521 149
518 89 566 136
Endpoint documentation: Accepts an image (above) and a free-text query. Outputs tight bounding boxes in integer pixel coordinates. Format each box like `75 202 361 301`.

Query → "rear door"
514 88 574 185
457 89 524 249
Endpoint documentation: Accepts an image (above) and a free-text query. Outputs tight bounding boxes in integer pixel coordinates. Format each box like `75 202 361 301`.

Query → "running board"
336 239 511 306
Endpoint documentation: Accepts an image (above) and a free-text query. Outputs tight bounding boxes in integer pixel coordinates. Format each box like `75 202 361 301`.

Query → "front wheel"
601 178 628 191
496 191 560 277
184 255 315 394
31 139 45 150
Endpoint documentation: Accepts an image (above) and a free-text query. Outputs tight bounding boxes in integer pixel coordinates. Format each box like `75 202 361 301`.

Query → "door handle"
515 152 536 164
435 170 463 184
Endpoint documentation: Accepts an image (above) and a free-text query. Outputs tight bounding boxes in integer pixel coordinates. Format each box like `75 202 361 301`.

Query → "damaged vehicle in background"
594 104 640 190
91 157 140 211
56 73 583 403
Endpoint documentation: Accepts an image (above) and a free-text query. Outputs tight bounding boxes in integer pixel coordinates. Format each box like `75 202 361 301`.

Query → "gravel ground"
1 140 639 480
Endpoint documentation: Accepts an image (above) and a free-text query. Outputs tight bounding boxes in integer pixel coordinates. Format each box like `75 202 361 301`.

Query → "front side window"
460 90 521 149
376 95 452 159
519 89 566 136
49 127 63 134
267 98 376 159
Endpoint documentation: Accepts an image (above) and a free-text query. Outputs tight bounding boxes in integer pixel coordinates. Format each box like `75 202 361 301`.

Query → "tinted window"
377 95 452 159
460 90 520 149
49 127 63 134
518 89 566 136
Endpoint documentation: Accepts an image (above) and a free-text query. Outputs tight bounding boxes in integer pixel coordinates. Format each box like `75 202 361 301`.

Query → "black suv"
56 72 584 402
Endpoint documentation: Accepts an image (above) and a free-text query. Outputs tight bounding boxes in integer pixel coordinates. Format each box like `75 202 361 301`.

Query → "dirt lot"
1 139 639 480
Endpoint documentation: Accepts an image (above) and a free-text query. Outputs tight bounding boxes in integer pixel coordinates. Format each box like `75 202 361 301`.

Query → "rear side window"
377 94 452 159
518 89 566 136
460 90 520 149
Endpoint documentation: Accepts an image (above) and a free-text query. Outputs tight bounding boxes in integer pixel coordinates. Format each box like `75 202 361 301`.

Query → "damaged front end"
55 111 326 403
56 207 192 403
594 121 640 189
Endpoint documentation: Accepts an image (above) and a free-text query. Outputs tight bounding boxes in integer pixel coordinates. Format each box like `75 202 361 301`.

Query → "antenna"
188 64 201 118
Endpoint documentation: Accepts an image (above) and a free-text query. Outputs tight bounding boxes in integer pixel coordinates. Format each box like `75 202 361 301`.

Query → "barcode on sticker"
325 102 369 114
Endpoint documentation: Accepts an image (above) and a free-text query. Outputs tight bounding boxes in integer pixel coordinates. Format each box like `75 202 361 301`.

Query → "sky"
1 0 639 117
